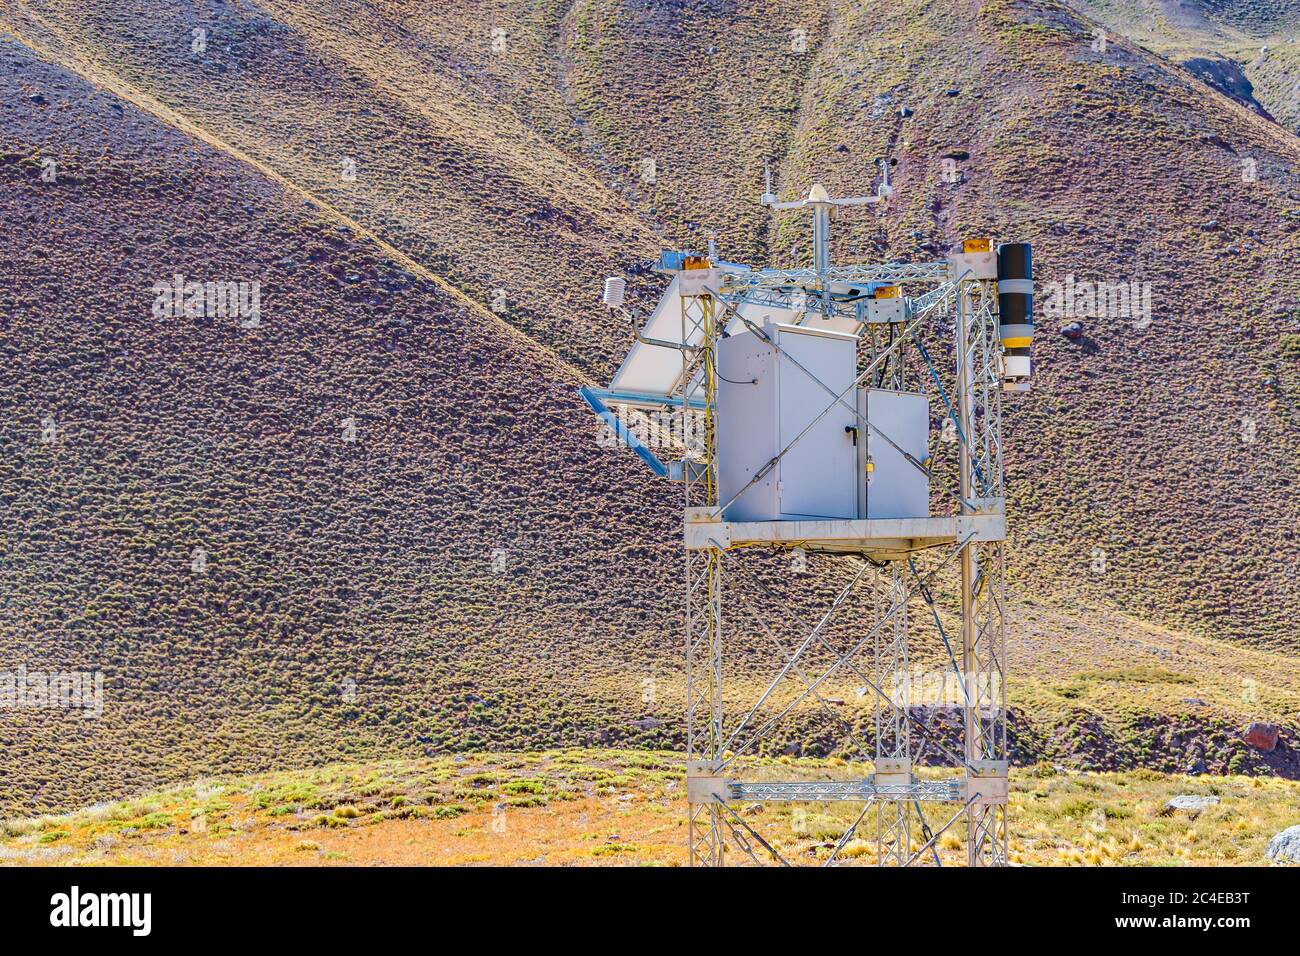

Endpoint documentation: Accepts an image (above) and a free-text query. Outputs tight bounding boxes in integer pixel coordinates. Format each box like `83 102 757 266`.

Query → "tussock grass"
1 749 1296 867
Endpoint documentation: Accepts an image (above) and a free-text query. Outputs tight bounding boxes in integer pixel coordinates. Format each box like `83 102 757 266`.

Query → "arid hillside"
771 0 1300 655
8 0 1295 649
0 0 823 377
0 29 693 812
0 0 1298 814
1070 0 1300 133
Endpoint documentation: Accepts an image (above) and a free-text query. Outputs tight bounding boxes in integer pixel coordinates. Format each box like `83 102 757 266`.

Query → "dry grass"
1 749 1296 866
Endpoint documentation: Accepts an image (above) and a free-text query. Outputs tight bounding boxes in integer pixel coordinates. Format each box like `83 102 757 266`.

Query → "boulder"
1159 794 1220 819
1244 722 1280 752
1060 321 1085 340
1265 825 1300 863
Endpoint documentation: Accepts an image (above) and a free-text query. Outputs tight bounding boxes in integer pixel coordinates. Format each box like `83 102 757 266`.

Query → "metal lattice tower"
672 267 1010 867
581 168 1029 867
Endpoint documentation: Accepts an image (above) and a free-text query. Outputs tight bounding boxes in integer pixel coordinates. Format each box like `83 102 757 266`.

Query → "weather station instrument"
579 157 1034 866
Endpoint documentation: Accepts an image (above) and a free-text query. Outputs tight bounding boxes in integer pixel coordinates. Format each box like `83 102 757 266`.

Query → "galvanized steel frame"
677 266 1009 867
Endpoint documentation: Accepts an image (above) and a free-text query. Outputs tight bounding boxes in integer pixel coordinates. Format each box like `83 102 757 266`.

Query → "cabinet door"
716 331 778 521
865 389 930 519
776 330 858 519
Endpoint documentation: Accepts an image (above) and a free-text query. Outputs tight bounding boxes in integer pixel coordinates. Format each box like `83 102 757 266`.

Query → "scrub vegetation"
0 0 1296 825
2 750 1296 866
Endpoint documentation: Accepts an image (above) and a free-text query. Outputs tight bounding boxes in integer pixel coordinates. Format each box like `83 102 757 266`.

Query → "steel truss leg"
964 538 1008 866
875 564 910 865
957 280 1009 867
682 290 725 867
686 543 724 866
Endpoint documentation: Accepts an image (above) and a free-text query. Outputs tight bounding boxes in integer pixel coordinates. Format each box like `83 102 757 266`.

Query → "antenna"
876 156 895 199
762 159 897 306
760 161 777 207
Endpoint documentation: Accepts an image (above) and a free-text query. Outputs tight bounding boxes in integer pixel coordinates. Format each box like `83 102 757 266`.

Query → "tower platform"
683 508 1005 558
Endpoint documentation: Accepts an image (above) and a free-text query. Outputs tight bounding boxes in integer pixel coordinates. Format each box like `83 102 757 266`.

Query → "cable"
716 371 757 385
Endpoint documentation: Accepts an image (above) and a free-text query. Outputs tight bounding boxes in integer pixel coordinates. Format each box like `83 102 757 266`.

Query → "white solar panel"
608 275 688 398
609 276 805 401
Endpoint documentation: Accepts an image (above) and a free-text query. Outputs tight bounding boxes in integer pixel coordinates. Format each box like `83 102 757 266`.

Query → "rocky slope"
0 0 1297 813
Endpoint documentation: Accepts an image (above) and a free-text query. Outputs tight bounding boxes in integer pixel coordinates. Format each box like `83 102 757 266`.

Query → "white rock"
1266 825 1300 864
1159 794 1220 818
